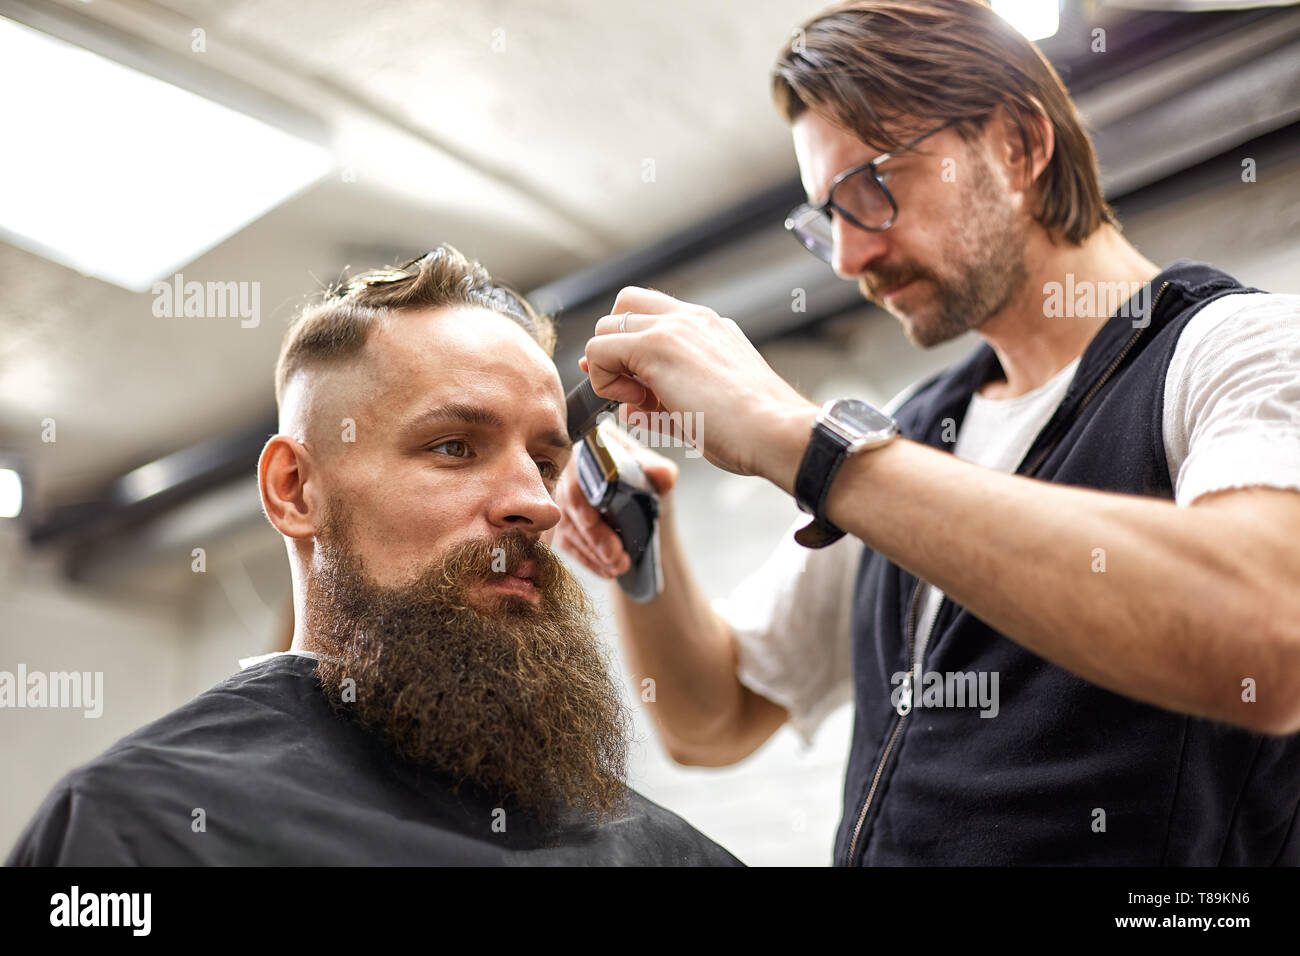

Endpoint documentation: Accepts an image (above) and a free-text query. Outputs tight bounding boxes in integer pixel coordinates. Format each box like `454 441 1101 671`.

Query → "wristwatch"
793 399 899 548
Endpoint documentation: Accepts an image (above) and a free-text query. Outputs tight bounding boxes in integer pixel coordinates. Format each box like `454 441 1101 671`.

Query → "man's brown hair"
275 245 556 406
772 0 1118 243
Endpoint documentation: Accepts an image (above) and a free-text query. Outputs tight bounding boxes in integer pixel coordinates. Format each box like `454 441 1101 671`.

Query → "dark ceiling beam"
28 416 277 549
528 177 806 318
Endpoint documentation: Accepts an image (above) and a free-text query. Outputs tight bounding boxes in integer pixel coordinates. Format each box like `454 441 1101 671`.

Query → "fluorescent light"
0 17 332 292
0 468 21 518
993 0 1061 42
118 459 176 504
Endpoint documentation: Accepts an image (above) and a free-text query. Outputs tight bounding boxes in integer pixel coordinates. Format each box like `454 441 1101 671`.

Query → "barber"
554 0 1300 865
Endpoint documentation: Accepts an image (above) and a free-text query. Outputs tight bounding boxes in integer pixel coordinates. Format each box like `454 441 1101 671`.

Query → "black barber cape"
6 654 741 866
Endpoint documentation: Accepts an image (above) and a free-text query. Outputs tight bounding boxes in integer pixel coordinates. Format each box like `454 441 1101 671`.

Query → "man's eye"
537 459 560 481
430 440 471 458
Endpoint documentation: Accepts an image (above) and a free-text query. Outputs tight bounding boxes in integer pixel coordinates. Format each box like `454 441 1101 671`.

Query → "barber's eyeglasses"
784 121 956 264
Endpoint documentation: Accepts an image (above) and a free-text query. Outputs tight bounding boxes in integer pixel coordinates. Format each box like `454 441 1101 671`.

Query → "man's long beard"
305 504 631 827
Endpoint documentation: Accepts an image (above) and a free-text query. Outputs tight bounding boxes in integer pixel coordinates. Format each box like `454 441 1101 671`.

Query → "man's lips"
477 559 541 602
509 560 537 582
485 577 539 600
877 278 917 301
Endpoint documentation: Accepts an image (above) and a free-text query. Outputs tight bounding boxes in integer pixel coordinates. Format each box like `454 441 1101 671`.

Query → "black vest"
836 260 1300 865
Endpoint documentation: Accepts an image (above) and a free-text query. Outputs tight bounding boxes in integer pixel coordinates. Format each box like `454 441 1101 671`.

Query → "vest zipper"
843 279 1172 865
1023 280 1172 477
844 578 928 865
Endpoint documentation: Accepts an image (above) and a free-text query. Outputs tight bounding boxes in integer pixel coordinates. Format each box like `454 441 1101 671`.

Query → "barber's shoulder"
1174 291 1299 366
1183 290 1295 334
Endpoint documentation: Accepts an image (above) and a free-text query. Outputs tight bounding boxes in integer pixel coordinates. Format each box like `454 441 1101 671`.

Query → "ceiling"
0 0 837 512
1 0 1297 544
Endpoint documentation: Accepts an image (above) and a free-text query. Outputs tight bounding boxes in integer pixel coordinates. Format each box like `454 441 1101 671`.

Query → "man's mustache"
861 267 928 300
444 529 563 594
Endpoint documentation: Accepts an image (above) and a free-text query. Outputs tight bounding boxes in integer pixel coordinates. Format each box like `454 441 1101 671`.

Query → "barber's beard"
863 149 1029 348
305 503 631 827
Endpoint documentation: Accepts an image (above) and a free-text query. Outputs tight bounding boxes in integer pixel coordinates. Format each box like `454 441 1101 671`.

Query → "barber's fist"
582 286 817 484
553 425 677 580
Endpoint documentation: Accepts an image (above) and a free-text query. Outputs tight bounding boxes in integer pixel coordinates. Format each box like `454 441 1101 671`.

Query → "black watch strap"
793 420 850 548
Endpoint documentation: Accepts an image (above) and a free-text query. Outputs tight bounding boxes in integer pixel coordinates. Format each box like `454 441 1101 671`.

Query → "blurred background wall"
1 0 1298 865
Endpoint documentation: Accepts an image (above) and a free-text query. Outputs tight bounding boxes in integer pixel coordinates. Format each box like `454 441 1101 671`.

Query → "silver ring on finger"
619 311 630 334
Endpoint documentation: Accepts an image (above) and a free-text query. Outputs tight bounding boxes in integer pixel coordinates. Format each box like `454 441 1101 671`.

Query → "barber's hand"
581 287 817 487
553 423 678 579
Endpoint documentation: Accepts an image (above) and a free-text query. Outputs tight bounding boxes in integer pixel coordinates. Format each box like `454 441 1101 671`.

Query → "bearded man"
6 246 740 866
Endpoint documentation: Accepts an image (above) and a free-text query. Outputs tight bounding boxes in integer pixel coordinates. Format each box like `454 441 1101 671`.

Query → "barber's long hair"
772 0 1118 243
275 245 554 406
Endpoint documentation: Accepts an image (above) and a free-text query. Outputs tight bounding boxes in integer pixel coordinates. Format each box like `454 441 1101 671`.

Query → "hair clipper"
564 379 664 603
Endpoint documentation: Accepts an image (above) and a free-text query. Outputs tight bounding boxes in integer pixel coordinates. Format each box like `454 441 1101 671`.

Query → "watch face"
825 399 896 443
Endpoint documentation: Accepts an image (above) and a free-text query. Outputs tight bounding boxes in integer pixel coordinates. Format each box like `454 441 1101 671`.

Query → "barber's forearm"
608 496 749 750
757 410 1297 731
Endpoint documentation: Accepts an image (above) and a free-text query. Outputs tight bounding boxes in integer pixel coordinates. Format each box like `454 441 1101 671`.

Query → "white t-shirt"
238 649 321 668
711 292 1300 747
911 353 1080 685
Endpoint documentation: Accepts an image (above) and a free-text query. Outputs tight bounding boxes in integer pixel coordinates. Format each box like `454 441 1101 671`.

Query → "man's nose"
487 454 563 533
831 214 889 280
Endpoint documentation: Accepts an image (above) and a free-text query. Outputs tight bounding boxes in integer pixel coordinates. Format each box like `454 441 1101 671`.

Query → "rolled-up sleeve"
1165 292 1300 505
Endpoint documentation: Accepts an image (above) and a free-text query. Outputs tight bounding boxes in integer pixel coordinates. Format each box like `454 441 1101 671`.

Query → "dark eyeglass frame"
784 119 958 260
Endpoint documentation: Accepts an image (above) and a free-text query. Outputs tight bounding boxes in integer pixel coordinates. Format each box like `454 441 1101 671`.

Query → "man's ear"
259 434 318 540
989 98 1054 195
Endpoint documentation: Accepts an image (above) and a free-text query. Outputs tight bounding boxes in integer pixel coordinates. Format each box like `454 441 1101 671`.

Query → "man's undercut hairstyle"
772 0 1118 244
275 245 556 405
